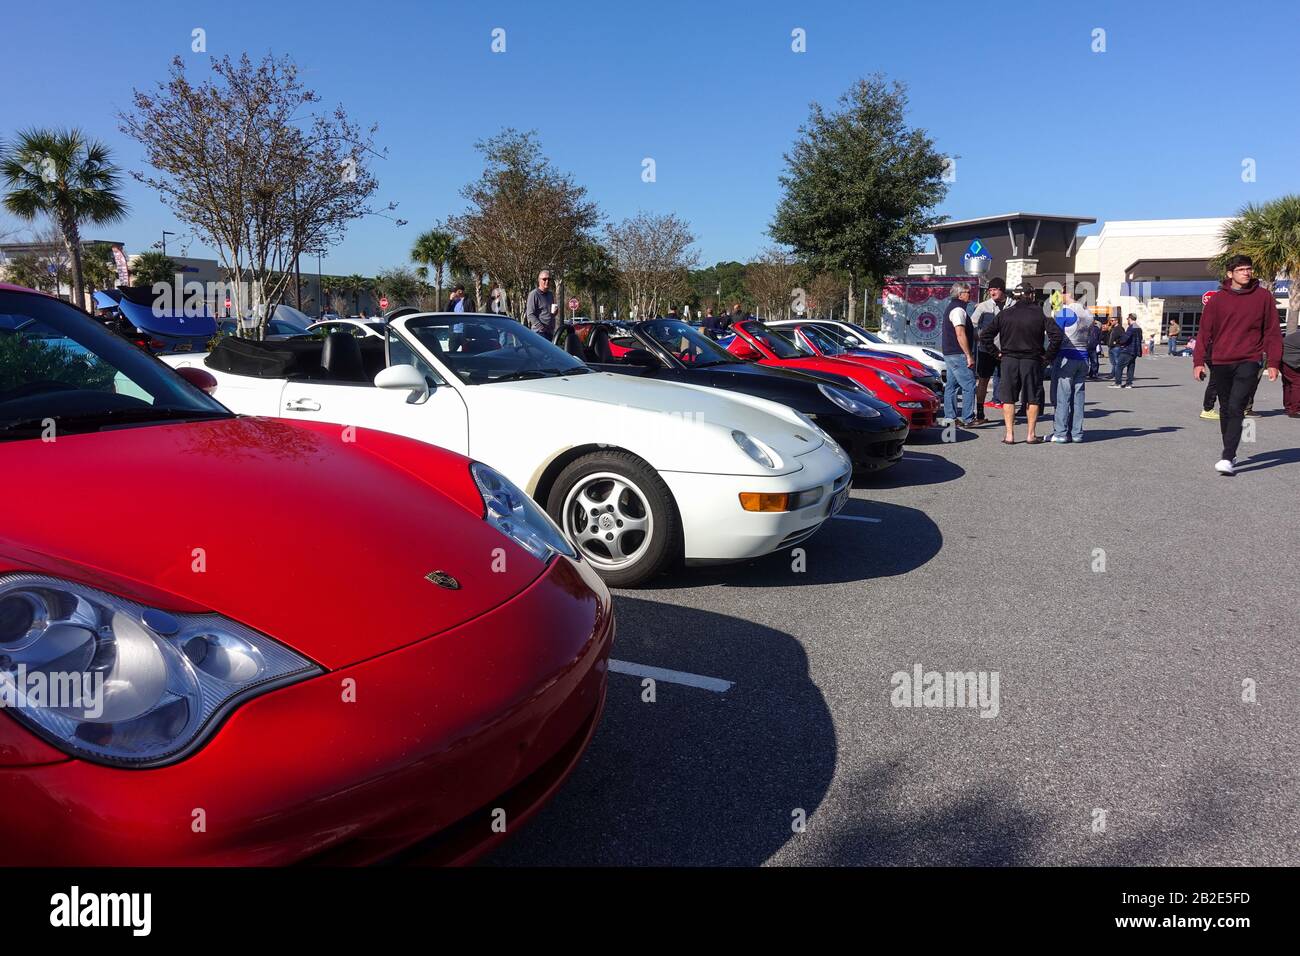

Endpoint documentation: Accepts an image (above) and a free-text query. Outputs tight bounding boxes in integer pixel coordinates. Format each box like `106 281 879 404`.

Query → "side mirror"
176 366 219 395
374 363 430 403
731 340 760 361
622 348 660 368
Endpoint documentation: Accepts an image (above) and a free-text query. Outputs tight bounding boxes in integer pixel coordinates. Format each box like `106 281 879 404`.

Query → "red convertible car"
724 319 939 430
0 284 611 865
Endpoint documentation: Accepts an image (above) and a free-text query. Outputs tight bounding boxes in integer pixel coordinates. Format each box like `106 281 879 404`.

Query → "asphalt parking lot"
489 355 1300 866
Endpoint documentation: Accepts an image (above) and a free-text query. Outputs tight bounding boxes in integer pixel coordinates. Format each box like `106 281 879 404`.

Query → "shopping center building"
902 212 1290 346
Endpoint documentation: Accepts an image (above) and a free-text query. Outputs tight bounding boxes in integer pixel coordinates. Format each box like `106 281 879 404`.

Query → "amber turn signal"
739 492 791 512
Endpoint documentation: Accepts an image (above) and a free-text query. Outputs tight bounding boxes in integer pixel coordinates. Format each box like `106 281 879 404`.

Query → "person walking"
1167 317 1181 355
1051 288 1093 442
979 281 1063 444
1192 255 1283 475
1109 315 1141 388
971 278 1007 421
1199 343 1221 420
1282 326 1300 417
525 270 558 339
1104 317 1124 380
940 282 977 426
702 306 722 336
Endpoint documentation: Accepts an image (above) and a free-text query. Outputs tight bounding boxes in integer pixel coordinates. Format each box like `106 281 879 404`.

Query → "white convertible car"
164 313 851 586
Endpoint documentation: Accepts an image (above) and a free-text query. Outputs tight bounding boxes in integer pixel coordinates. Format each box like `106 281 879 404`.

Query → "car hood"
0 418 548 670
481 371 825 473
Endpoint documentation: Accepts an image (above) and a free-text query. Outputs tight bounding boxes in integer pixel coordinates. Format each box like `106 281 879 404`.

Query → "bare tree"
120 54 381 334
605 211 699 319
745 247 800 320
449 129 599 318
806 271 848 318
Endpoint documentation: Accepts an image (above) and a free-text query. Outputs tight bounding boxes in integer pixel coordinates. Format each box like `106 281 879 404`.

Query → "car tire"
546 450 680 588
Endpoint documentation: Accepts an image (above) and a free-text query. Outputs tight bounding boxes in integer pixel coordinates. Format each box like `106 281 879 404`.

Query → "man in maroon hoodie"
1193 255 1284 475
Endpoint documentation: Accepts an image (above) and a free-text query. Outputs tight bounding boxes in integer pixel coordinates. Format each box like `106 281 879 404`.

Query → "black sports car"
559 319 909 473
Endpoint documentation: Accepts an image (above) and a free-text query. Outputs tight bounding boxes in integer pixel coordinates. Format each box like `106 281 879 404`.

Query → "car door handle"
284 398 321 412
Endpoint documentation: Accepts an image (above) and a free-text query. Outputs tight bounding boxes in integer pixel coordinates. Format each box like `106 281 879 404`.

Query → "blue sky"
2 0 1297 274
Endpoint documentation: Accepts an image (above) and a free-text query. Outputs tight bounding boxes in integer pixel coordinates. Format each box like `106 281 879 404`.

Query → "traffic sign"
379 296 389 310
568 297 580 311
1201 290 1215 306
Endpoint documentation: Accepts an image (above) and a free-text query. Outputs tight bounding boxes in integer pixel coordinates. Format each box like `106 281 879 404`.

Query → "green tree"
410 228 456 312
129 250 177 287
1 128 127 305
374 266 421 309
769 75 950 322
2 253 59 293
566 239 618 318
1212 195 1300 332
81 242 118 292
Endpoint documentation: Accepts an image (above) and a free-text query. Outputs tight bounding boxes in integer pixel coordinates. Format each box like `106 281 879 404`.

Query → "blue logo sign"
962 238 991 264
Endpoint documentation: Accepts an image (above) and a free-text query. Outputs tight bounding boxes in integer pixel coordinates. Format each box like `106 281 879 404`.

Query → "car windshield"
638 320 739 366
847 324 884 345
0 290 230 440
796 325 849 356
752 324 811 359
403 314 589 385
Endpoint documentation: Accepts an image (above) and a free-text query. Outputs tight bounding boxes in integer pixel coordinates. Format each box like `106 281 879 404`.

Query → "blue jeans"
1167 337 1178 355
943 354 976 421
1113 352 1135 385
1053 356 1088 440
1088 349 1100 377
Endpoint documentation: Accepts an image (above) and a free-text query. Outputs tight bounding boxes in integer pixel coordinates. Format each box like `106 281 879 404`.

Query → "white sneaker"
1214 458 1235 475
1050 436 1068 443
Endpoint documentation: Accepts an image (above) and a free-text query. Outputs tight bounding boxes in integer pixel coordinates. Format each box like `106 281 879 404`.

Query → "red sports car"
0 284 611 865
724 319 939 429
769 322 943 395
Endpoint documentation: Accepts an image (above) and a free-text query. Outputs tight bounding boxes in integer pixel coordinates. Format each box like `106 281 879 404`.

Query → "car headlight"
0 574 320 767
731 430 779 469
875 371 905 392
898 401 926 409
923 349 943 361
817 383 880 417
471 462 577 561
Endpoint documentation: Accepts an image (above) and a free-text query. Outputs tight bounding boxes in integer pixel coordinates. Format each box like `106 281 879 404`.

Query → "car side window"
386 328 444 387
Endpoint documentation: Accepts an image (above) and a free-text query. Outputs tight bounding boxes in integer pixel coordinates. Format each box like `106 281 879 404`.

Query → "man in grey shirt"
970 277 1007 422
525 270 557 339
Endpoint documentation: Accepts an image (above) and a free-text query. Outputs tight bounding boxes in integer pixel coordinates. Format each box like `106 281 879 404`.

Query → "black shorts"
998 357 1044 406
976 351 999 379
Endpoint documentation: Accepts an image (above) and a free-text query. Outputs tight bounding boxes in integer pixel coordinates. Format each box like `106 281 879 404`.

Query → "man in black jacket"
978 282 1063 444
1108 315 1142 388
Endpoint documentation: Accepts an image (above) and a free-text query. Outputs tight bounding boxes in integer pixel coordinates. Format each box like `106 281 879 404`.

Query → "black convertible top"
205 336 309 377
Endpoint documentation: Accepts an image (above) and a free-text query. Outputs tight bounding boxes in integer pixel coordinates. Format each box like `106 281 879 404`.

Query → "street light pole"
161 230 175 257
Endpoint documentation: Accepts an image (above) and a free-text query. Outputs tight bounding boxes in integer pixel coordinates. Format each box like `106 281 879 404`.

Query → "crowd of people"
510 264 1297 474
935 253 1293 473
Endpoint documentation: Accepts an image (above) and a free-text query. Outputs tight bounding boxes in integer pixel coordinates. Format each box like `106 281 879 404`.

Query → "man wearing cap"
978 282 1063 444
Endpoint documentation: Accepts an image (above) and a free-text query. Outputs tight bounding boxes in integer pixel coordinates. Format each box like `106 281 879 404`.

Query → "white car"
306 318 387 339
768 319 946 376
164 312 851 586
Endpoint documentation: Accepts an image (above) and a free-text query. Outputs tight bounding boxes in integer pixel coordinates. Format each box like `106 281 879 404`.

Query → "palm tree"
341 274 370 315
81 243 118 292
129 251 177 287
1213 196 1300 332
1 128 127 305
410 229 456 312
568 240 618 319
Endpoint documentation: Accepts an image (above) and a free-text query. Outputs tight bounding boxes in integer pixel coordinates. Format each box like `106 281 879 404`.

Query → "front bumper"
824 417 909 472
663 443 852 563
0 556 612 866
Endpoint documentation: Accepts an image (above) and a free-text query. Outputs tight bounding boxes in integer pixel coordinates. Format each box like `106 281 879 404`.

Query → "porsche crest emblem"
425 570 461 590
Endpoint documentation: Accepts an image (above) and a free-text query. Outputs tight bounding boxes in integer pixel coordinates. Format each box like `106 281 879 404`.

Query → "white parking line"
832 515 882 523
608 659 734 693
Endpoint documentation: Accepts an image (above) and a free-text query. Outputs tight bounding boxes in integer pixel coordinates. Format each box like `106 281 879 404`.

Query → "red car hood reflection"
0 417 546 670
